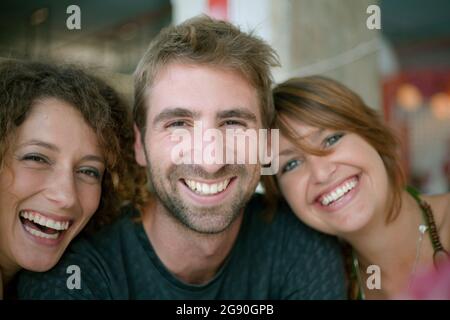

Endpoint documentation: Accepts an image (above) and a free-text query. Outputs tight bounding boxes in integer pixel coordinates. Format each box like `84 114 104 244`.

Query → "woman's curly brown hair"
0 60 148 233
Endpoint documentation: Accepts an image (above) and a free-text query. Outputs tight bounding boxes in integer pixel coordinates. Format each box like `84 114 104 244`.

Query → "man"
18 15 346 299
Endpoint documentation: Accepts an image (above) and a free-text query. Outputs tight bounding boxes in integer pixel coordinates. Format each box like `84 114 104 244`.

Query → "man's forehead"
143 62 262 124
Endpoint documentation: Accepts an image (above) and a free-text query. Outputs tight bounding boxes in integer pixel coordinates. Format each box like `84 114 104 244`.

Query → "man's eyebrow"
217 108 257 123
20 140 59 152
152 107 200 125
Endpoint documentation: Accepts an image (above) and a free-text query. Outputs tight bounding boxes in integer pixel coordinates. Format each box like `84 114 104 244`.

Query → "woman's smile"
19 209 73 246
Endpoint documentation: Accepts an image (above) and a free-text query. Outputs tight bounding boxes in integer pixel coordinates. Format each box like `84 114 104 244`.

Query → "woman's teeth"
184 178 231 195
24 224 60 239
20 210 70 231
320 178 358 206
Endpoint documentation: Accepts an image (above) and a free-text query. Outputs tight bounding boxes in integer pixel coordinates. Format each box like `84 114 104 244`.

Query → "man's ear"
262 127 273 165
134 124 147 167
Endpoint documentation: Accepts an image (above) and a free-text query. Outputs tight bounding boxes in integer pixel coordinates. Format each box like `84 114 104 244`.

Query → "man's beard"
146 160 259 234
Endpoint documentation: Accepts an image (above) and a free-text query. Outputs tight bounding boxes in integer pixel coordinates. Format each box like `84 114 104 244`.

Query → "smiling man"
136 62 261 235
18 15 347 299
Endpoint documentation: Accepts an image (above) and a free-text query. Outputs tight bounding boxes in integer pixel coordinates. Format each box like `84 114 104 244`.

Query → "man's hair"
133 15 280 133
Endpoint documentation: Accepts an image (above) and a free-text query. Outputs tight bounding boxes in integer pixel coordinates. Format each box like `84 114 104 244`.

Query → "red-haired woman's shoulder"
422 192 450 249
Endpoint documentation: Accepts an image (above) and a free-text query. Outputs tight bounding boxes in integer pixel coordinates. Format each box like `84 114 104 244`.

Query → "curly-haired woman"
0 61 145 298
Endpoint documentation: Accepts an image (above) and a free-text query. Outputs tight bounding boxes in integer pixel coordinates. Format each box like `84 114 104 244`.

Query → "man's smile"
178 177 238 206
182 178 232 196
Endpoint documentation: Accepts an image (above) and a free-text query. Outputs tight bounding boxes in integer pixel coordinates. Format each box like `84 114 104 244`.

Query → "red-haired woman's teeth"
320 178 358 206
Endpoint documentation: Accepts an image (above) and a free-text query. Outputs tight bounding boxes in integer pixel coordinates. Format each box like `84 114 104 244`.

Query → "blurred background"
1 0 449 194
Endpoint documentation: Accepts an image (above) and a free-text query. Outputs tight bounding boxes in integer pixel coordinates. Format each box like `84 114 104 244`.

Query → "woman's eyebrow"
80 155 105 164
20 139 105 164
279 148 296 157
308 128 325 143
20 139 59 152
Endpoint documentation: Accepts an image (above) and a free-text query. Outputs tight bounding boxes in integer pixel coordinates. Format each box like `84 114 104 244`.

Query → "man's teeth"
320 178 358 206
20 211 70 231
24 224 59 239
184 178 231 195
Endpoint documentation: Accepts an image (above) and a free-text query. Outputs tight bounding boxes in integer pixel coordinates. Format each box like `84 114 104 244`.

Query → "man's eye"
323 133 344 148
282 159 303 174
223 120 246 127
167 120 188 128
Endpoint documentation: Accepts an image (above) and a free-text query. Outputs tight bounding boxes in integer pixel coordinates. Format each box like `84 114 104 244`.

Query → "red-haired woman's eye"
323 133 344 148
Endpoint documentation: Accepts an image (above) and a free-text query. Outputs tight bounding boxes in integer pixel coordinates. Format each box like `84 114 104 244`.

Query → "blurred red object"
400 258 450 300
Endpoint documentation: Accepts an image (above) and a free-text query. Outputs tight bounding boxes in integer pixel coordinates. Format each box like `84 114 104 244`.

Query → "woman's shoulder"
422 192 450 249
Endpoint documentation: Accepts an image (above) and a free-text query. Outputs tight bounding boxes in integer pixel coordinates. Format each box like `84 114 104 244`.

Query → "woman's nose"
308 156 337 184
43 171 78 209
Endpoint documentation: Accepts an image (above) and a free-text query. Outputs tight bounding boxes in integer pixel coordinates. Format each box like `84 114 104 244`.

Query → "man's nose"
196 123 227 174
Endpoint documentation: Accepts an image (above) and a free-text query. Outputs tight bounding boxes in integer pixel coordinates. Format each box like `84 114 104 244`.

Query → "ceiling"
381 0 450 45
0 0 448 72
0 0 172 73
381 0 450 69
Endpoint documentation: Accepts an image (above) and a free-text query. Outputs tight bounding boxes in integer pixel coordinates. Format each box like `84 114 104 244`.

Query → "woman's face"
276 119 389 236
0 98 105 272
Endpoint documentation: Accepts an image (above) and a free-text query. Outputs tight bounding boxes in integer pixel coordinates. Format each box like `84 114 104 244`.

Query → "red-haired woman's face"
0 98 105 273
275 120 389 236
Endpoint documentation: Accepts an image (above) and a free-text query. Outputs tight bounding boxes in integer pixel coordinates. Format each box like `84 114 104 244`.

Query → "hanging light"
119 23 138 41
430 92 450 120
30 8 48 26
396 83 423 112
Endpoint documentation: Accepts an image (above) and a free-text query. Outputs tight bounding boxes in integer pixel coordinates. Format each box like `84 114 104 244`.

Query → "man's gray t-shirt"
17 194 347 299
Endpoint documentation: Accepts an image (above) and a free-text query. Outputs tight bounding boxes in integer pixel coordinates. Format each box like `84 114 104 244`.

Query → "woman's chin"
16 250 64 273
13 221 81 272
330 216 373 237
300 214 366 237
301 214 371 237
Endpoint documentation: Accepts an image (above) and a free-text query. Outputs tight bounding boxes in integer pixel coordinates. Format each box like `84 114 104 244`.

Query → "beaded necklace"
352 187 449 300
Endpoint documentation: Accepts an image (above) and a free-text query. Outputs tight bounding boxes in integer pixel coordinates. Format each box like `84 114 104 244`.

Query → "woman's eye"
323 133 344 148
78 168 102 181
22 154 49 164
282 159 302 174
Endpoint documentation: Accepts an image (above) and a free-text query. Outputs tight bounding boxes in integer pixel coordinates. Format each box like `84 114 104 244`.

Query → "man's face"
135 62 262 234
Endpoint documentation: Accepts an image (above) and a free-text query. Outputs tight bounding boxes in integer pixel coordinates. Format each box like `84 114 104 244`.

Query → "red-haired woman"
263 76 450 299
